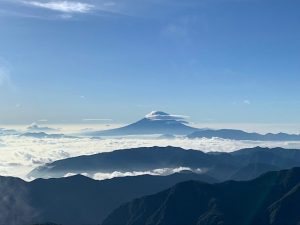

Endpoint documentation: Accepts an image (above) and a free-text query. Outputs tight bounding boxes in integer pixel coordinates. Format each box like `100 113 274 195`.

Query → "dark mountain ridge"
29 146 300 182
103 167 300 225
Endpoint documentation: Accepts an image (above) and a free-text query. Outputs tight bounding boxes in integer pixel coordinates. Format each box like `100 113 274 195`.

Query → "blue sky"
0 0 299 125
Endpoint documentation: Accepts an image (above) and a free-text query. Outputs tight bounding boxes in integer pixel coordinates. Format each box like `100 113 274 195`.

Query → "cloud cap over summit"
145 111 189 124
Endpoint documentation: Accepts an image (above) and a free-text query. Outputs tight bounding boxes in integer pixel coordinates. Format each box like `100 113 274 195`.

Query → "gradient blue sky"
0 0 299 125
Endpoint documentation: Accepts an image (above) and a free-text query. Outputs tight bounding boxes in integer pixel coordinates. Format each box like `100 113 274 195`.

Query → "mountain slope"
229 163 281 181
103 167 300 225
261 183 300 225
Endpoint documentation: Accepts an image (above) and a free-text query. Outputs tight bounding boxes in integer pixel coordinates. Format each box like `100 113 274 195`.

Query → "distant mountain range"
20 132 76 139
0 128 19 135
21 132 65 139
103 167 300 225
0 172 215 225
81 111 300 141
27 123 58 132
29 146 300 181
188 129 300 141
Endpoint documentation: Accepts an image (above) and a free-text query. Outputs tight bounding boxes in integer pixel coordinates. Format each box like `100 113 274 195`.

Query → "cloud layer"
2 132 300 180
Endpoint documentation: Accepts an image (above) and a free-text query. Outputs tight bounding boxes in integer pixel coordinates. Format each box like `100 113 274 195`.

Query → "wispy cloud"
37 119 48 122
23 1 94 13
161 15 201 43
82 118 113 122
0 0 121 20
1 0 194 20
0 68 11 87
0 59 14 89
163 23 188 39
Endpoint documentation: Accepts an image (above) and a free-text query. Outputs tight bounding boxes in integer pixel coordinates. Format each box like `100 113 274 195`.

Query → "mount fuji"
83 111 300 141
84 111 199 136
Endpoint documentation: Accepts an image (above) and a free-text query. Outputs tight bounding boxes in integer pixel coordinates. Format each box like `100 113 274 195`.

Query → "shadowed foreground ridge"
0 172 215 225
103 167 300 225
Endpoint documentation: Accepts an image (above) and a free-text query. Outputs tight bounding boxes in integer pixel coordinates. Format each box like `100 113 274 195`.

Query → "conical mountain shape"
85 111 198 136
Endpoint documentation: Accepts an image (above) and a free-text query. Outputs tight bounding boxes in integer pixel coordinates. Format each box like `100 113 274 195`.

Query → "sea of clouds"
2 129 300 180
